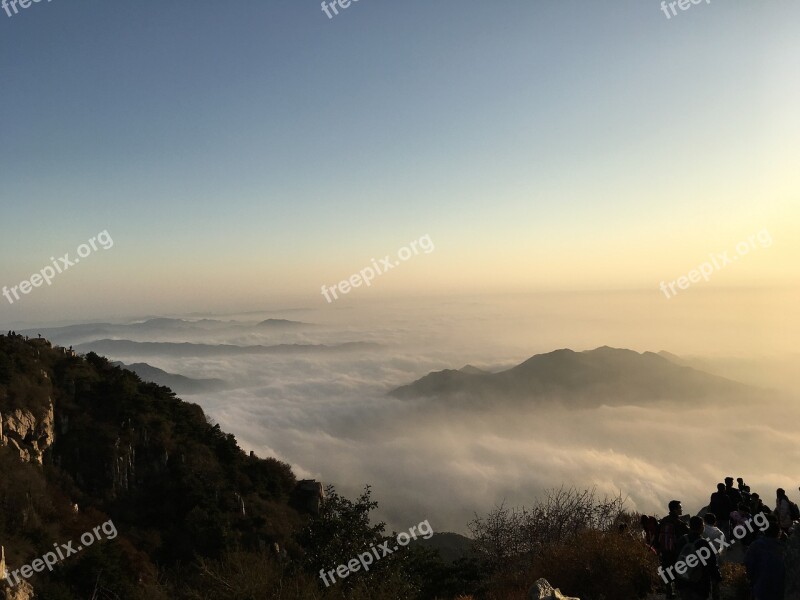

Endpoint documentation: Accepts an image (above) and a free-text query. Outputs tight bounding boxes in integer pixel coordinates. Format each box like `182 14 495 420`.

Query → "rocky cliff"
0 403 55 465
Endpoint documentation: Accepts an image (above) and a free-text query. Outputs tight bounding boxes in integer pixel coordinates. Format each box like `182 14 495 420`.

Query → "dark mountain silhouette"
390 346 751 406
256 318 312 328
110 361 227 394
411 532 474 564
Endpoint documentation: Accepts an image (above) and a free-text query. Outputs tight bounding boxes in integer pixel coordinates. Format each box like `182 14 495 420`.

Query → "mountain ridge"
109 361 228 394
389 346 751 407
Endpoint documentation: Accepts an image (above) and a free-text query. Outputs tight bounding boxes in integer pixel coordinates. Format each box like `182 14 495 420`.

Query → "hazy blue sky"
1 0 798 321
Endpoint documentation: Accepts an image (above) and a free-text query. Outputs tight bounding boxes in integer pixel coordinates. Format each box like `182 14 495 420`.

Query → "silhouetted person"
676 516 721 600
725 477 743 508
703 512 726 551
641 514 659 551
658 500 690 599
774 488 793 534
709 483 732 537
745 518 785 600
731 503 755 547
750 492 767 518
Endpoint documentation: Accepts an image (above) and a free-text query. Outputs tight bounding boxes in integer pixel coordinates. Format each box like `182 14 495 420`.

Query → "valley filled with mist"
20 289 799 534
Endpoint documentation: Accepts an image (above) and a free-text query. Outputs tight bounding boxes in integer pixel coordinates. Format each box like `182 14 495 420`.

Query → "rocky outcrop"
291 480 325 515
1 581 34 600
1 548 34 600
0 402 55 465
528 578 580 600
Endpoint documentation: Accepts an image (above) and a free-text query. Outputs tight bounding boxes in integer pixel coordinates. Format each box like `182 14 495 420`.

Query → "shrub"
531 528 659 600
720 562 750 600
468 488 657 600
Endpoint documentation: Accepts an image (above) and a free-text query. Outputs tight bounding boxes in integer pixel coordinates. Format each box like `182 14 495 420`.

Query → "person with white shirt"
703 512 726 600
703 512 727 552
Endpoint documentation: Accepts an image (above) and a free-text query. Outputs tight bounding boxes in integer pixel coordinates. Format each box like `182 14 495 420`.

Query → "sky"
1 0 799 323
2 1 800 532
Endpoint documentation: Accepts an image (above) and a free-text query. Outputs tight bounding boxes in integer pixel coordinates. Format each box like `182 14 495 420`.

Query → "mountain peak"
390 346 749 407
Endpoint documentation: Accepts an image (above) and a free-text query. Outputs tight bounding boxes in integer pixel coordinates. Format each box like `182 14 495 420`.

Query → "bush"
720 562 750 600
531 529 659 600
468 488 658 600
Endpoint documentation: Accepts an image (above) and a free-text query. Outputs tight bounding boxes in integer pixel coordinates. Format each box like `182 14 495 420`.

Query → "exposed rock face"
110 438 136 495
292 480 325 515
528 578 580 600
0 402 55 465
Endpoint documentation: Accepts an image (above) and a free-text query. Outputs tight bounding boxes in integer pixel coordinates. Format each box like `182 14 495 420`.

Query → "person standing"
703 512 726 552
775 489 794 534
745 518 785 600
658 500 691 600
709 483 733 538
675 516 722 600
725 477 743 508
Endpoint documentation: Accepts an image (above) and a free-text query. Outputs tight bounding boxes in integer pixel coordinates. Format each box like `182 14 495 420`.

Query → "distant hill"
110 361 227 394
256 319 312 328
75 339 379 358
411 532 474 563
389 346 751 407
459 364 490 375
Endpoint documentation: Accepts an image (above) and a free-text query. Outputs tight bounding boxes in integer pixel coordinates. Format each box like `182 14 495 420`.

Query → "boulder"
528 578 580 600
291 480 325 515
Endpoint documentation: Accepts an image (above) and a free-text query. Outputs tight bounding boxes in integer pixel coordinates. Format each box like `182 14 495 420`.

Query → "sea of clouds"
29 291 800 533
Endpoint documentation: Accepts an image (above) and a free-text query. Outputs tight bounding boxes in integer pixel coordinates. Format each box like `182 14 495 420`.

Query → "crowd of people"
641 476 797 600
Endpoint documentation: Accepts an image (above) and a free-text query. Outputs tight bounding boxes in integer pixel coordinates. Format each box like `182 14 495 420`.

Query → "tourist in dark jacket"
676 516 721 600
709 483 732 537
745 519 785 600
658 500 691 600
725 477 743 509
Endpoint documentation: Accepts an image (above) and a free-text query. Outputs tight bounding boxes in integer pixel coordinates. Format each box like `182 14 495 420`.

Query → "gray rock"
528 577 580 600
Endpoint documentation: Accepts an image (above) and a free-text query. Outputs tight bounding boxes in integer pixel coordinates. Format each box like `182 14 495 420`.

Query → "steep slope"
0 333 307 599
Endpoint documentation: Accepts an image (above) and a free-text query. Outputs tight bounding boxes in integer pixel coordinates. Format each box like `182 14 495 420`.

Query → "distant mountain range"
76 339 379 358
110 361 227 394
389 346 752 406
20 317 314 346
